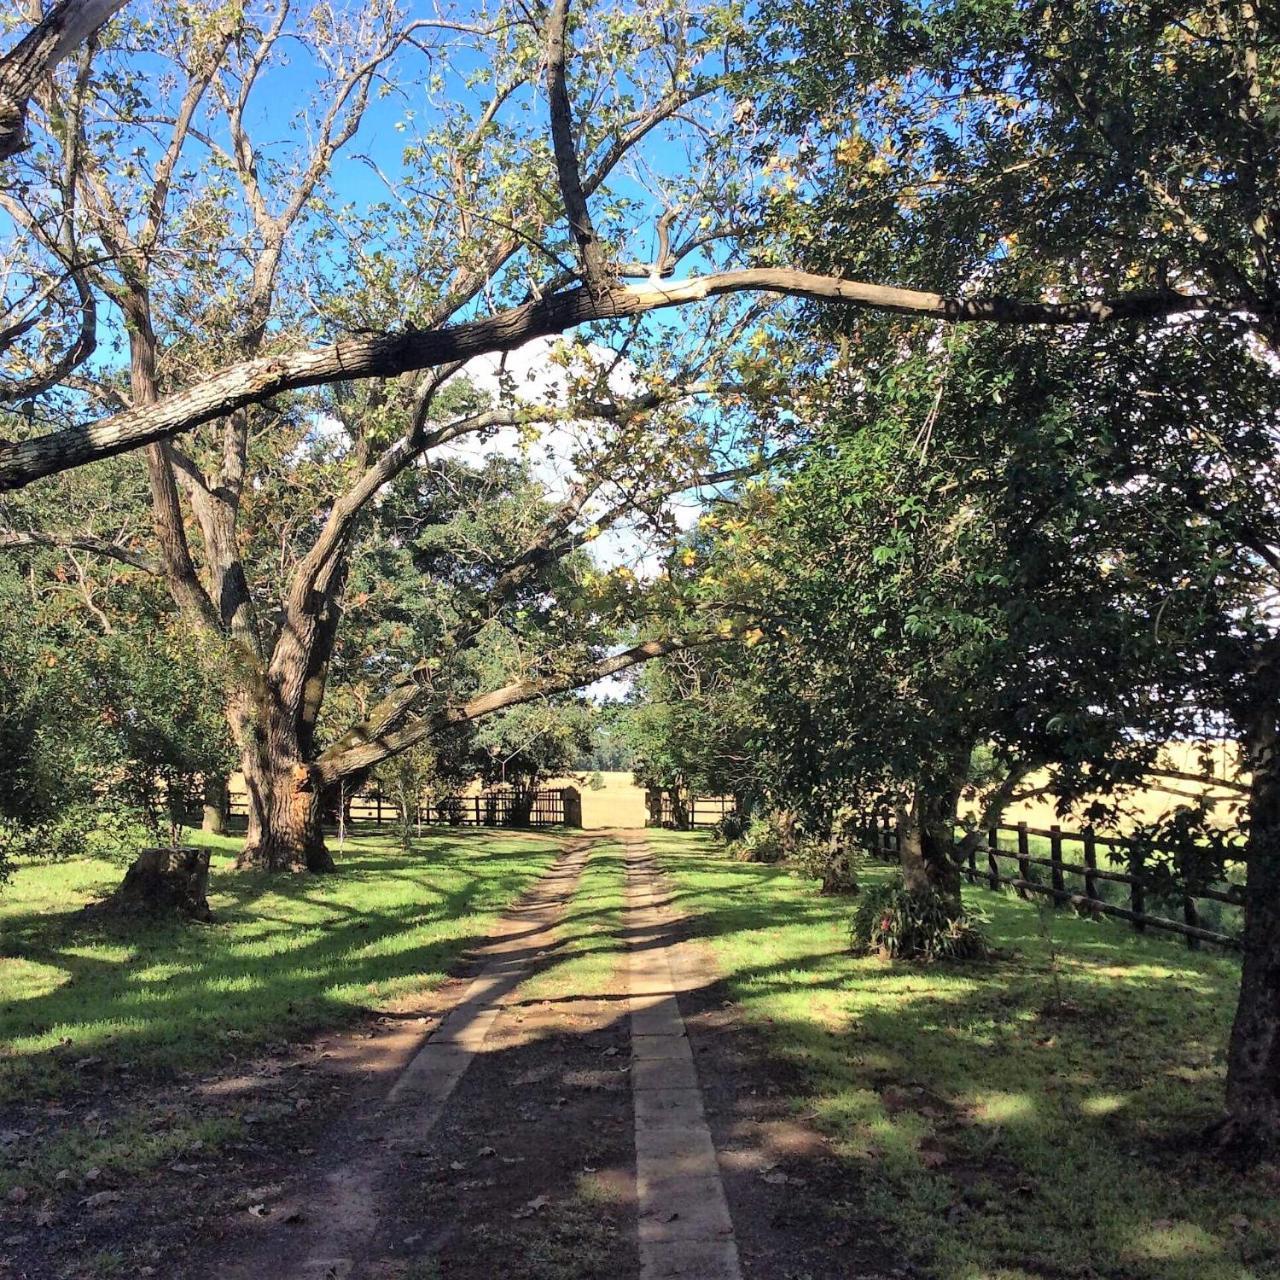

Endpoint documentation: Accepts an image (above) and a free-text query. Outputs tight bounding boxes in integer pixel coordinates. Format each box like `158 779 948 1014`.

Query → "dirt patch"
372 991 637 1279
0 1010 452 1280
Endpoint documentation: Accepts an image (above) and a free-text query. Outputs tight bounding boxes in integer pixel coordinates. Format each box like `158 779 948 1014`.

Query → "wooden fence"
228 786 579 829
646 788 737 830
864 815 1245 951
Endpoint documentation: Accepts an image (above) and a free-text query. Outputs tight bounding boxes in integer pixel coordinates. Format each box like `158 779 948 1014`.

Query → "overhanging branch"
0 528 159 573
0 0 127 159
315 632 719 783
0 271 1248 491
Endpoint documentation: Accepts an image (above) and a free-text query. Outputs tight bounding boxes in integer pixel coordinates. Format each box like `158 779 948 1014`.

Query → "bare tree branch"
0 527 159 573
0 271 1246 491
544 0 606 290
0 0 127 159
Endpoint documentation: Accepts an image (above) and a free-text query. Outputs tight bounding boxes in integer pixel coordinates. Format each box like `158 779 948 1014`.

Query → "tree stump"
105 847 213 921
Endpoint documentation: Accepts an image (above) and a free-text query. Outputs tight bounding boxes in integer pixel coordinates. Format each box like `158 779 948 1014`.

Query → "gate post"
645 786 662 827
561 786 582 829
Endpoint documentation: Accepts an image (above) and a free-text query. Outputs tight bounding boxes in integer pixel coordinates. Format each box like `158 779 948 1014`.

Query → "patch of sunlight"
230 936 319 959
1079 1092 1128 1117
968 1090 1037 1125
1075 960 1201 983
1128 1219 1220 1262
129 962 200 985
9 1017 150 1056
1166 1065 1222 1082
957 1270 1043 1280
201 965 275 991
1 958 71 1001
813 1089 887 1155
63 943 135 964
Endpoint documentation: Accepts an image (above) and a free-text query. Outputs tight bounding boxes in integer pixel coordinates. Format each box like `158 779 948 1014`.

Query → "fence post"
967 837 978 885
987 827 1000 890
1016 823 1030 899
561 786 582 829
1183 895 1201 950
1050 825 1066 906
1130 845 1146 933
1082 828 1099 910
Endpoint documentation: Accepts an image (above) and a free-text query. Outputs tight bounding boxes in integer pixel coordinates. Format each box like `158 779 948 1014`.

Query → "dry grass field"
995 740 1243 832
540 770 649 827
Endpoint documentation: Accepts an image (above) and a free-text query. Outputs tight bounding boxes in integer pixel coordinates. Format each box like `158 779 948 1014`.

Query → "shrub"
713 808 749 843
850 876 988 961
790 838 862 894
727 813 790 863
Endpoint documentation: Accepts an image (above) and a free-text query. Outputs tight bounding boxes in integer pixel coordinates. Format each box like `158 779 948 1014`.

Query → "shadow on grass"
0 832 563 1101
643 834 1272 1280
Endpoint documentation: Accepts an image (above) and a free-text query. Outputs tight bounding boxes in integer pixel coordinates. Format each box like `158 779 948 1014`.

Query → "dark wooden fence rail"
228 786 575 829
863 815 1244 952
645 788 737 830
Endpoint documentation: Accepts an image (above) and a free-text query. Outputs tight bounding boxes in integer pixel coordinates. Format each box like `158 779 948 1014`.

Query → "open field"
651 831 1278 1280
223 748 1246 836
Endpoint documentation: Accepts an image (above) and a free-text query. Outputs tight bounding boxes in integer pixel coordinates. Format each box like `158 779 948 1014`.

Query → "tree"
746 0 1279 1146
474 698 595 824
2 0 769 871
626 644 764 826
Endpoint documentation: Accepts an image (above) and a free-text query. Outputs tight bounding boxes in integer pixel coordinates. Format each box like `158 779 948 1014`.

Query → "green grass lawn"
651 831 1278 1280
518 839 629 1001
0 825 562 1105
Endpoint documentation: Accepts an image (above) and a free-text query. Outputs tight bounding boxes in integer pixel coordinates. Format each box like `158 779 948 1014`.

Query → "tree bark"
1222 707 1280 1150
101 846 212 921
0 0 127 159
201 775 229 835
236 751 333 873
897 783 963 905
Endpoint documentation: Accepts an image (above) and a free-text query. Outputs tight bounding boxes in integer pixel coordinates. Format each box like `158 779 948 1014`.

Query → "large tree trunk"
1222 711 1280 1151
236 749 333 873
897 782 963 906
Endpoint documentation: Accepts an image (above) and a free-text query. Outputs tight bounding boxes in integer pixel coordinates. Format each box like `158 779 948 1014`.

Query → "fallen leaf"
81 1191 122 1210
512 1194 551 1219
247 1204 268 1218
477 1146 496 1158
